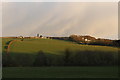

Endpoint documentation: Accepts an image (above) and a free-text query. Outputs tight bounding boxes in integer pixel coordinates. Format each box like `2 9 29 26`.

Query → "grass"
2 38 119 78
2 66 118 78
2 38 119 65
2 38 119 55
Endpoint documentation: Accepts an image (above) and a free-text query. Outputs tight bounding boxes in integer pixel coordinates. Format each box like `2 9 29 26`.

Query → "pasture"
2 38 119 78
2 38 118 54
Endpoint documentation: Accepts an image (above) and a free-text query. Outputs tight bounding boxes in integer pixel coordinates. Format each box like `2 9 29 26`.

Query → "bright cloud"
2 2 118 39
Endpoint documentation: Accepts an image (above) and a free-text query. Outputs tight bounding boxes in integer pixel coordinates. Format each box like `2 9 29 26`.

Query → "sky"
2 2 118 40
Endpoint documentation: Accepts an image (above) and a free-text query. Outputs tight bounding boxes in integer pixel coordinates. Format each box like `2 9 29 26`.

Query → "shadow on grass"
2 51 62 67
2 49 119 67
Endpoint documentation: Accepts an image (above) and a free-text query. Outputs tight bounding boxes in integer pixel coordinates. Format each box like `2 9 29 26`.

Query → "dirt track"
6 40 21 54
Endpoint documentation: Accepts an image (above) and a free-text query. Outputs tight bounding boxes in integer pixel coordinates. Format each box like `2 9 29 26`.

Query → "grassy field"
2 38 119 54
3 66 118 78
2 38 119 78
2 38 119 65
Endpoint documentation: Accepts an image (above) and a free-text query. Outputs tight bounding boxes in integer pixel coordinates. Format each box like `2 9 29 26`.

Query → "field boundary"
6 40 21 54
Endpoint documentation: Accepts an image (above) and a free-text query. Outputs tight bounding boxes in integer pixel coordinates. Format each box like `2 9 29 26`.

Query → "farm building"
17 36 24 39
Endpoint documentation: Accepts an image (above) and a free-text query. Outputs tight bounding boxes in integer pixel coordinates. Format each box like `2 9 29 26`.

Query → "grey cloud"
2 2 118 39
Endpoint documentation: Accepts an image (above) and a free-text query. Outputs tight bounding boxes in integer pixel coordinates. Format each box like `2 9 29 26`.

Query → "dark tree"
40 35 43 38
21 38 24 41
33 51 47 67
64 49 71 66
3 54 18 67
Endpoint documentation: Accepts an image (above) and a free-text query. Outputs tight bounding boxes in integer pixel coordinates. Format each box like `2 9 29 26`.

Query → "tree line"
3 49 119 67
51 35 120 47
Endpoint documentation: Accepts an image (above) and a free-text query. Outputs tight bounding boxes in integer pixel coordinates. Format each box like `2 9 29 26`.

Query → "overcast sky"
2 2 118 39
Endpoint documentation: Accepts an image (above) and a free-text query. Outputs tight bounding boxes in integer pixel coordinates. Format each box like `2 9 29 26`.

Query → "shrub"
2 54 18 67
63 49 72 66
33 51 47 67
72 50 116 66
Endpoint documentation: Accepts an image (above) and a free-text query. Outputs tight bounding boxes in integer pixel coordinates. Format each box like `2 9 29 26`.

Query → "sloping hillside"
3 38 118 55
2 38 119 67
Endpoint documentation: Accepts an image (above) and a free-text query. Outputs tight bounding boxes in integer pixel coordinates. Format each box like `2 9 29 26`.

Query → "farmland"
2 38 119 78
2 38 118 54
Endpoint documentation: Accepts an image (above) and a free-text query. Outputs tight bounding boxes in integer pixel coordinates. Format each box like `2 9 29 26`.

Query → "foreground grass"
3 66 118 78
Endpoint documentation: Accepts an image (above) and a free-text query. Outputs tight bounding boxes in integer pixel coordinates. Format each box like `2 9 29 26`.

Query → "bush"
63 49 72 66
33 51 47 67
2 54 18 67
72 50 117 66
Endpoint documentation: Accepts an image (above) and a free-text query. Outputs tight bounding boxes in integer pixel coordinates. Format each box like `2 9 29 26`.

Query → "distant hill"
1 34 120 47
50 35 119 47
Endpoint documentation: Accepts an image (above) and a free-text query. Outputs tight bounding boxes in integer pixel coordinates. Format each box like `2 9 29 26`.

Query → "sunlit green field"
2 38 119 78
2 38 118 54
